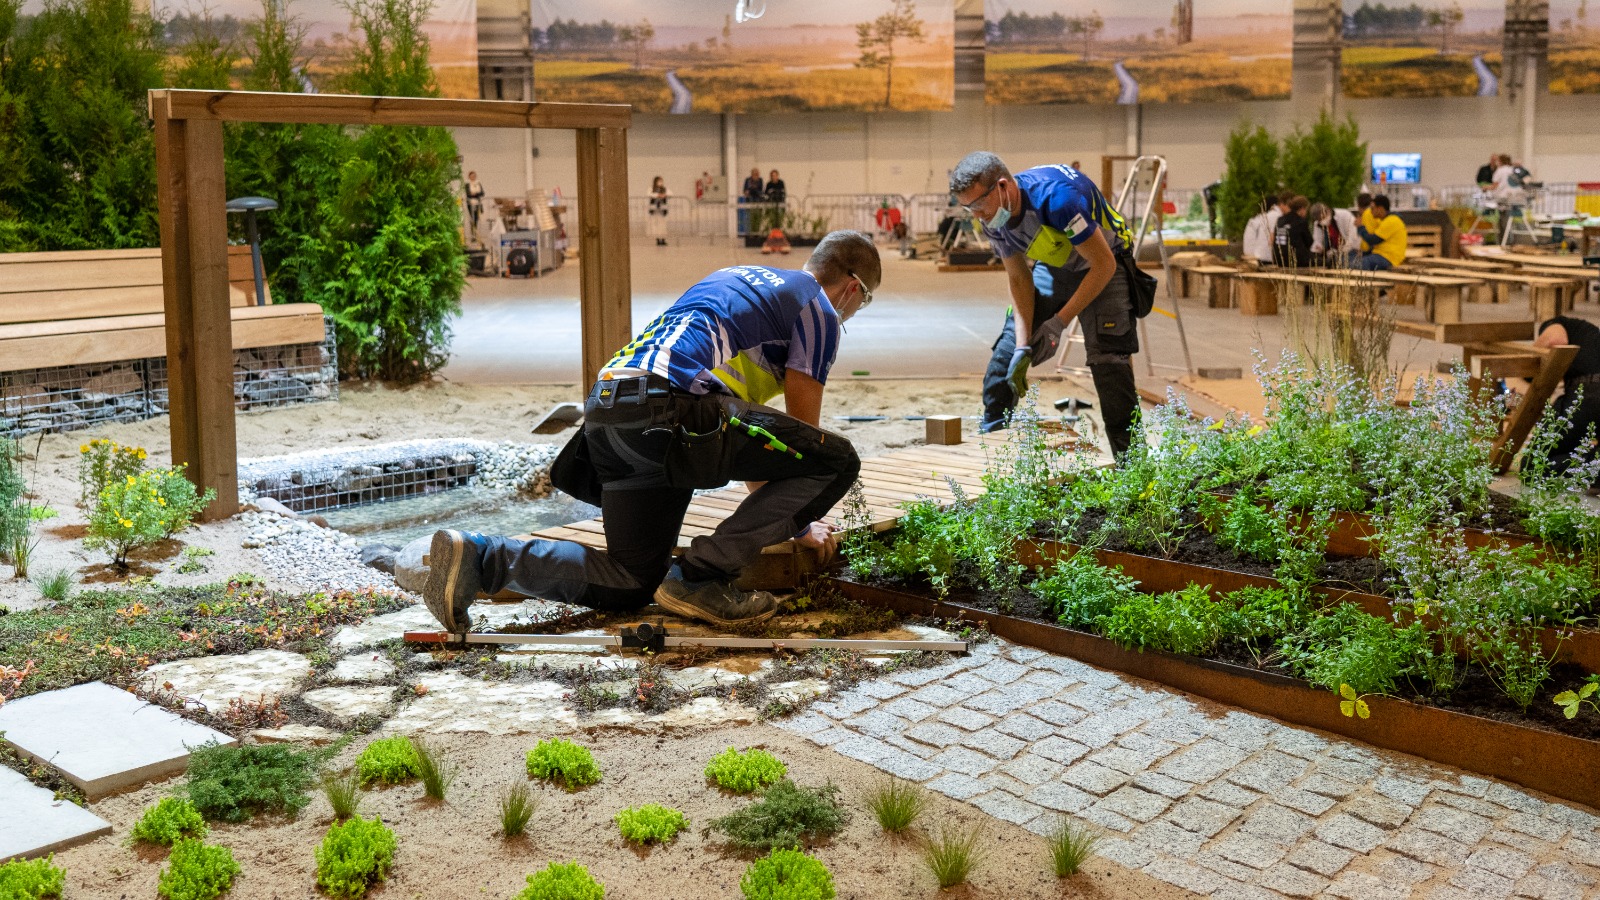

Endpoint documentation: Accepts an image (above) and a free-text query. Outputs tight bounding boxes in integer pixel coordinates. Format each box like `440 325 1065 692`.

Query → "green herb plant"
185 741 320 822
705 747 788 794
513 861 604 900
1554 675 1600 719
1097 583 1230 656
0 855 66 899
711 780 849 852
356 736 419 786
157 839 240 900
614 804 689 845
525 738 601 790
740 848 836 900
130 797 207 846
315 816 397 899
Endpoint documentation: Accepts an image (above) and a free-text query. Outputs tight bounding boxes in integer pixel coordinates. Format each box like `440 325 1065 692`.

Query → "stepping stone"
300 686 397 722
328 654 398 684
0 767 112 860
250 724 342 745
0 683 234 799
142 649 311 709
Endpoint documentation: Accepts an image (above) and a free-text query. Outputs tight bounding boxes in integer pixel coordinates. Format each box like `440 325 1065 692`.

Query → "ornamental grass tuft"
321 769 362 820
499 782 539 838
1047 818 1100 877
922 823 984 889
412 738 458 800
864 777 927 834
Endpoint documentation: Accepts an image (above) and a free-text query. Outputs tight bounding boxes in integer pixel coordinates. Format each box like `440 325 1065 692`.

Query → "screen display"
1371 153 1422 185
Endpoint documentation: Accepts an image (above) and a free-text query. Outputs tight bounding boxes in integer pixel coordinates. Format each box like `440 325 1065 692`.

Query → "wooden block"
1236 278 1278 316
1198 367 1243 380
1390 282 1417 306
924 415 962 445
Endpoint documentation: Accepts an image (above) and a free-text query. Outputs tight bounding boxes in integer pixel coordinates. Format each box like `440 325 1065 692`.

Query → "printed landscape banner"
984 0 1292 106
530 0 955 113
1548 0 1600 93
1340 0 1504 97
146 0 479 99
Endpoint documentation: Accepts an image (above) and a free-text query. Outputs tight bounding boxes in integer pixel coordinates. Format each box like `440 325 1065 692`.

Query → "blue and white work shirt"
979 164 1134 272
602 265 840 404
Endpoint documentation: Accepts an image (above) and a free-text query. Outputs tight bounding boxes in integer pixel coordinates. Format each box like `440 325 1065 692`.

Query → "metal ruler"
403 621 968 654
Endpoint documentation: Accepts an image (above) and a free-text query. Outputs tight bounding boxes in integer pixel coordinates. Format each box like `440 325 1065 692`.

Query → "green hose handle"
729 415 804 460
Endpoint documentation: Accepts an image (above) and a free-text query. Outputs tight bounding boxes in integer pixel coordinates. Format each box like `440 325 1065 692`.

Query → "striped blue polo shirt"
602 265 840 404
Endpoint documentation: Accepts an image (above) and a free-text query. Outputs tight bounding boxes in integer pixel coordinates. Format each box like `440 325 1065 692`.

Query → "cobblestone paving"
777 638 1600 899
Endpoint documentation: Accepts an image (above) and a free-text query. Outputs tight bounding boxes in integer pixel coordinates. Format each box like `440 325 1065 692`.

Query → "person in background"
1242 195 1278 264
765 170 787 205
1526 316 1600 484
739 167 764 236
1273 196 1314 268
1309 201 1359 267
1356 192 1374 231
696 171 712 201
1356 194 1407 270
420 233 880 632
1476 154 1498 186
464 171 486 237
648 175 670 247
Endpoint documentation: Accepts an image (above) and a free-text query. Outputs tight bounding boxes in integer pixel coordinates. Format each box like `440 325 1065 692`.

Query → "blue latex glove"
1007 345 1031 402
1030 315 1067 366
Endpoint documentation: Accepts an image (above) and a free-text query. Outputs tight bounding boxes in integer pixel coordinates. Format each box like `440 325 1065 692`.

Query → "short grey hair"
950 151 1009 195
805 230 881 291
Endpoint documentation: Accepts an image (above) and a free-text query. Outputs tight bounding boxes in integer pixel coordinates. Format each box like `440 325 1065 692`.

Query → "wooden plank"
0 307 323 371
576 127 633 386
153 89 631 131
1492 344 1579 472
1469 354 1541 380
155 113 238 520
0 247 162 265
0 284 251 325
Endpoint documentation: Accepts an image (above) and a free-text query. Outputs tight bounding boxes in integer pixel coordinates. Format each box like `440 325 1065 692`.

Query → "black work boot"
652 562 778 627
422 530 482 632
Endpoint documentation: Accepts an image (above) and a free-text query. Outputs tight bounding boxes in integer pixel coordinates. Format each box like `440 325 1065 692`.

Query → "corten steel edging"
827 578 1600 811
1018 538 1600 673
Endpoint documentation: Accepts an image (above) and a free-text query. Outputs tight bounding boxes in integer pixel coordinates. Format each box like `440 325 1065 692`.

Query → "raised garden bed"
829 576 1600 811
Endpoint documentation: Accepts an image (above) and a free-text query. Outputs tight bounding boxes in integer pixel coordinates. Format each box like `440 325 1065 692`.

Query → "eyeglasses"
959 178 1005 215
848 272 874 310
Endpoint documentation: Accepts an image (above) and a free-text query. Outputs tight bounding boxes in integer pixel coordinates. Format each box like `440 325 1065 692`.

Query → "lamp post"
226 196 278 306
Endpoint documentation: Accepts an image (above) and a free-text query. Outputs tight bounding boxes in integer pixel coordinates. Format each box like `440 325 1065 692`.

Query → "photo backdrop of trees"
1340 0 1504 97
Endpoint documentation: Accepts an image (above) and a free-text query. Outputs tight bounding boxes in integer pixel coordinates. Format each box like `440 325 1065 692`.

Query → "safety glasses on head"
848 272 874 310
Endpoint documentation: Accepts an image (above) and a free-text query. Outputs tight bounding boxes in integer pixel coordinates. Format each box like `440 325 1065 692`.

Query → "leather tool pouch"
661 395 733 490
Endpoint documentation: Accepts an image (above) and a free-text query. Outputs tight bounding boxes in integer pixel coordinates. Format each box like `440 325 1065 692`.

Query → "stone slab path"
0 682 234 799
0 767 112 861
777 638 1600 900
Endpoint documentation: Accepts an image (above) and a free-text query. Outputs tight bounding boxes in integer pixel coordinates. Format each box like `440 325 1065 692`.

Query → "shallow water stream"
320 486 598 547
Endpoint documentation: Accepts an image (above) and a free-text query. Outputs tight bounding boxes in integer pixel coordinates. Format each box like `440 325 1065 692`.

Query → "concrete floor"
441 239 1561 404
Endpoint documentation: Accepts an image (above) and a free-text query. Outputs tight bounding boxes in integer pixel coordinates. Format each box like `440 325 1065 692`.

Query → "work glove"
1030 315 1067 366
1007 345 1031 403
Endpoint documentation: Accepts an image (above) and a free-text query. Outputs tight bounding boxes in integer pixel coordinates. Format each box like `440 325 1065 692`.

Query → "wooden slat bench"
1188 265 1247 308
1353 270 1484 323
1412 266 1583 318
1 247 332 436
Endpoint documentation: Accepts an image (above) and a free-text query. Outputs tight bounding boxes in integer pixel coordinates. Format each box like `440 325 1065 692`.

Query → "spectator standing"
464 171 486 238
1476 154 1498 186
1242 195 1278 264
1273 196 1314 268
648 175 670 247
740 167 764 237
765 170 787 205
1356 194 1407 270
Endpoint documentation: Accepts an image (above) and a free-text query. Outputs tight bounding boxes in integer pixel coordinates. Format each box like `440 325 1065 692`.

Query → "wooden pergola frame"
147 89 633 520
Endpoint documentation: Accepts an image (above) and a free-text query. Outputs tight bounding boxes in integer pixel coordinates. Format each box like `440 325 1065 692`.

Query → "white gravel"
240 511 407 595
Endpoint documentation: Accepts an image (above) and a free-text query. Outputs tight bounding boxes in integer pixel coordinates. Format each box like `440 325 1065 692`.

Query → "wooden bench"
1230 270 1389 317
0 247 324 373
1187 265 1246 308
1354 270 1483 323
1407 256 1516 273
1413 266 1583 318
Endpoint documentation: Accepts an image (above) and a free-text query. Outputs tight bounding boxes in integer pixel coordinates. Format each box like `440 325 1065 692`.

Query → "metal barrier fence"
629 196 731 239
1432 182 1588 219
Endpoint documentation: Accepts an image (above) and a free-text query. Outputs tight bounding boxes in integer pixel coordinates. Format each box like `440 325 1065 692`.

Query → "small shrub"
614 804 688 845
923 823 983 889
512 861 604 900
740 848 836 900
1098 584 1231 657
1032 553 1142 629
0 855 65 899
158 839 239 900
413 738 457 800
131 797 207 846
33 569 72 603
500 782 539 838
704 747 787 794
85 467 214 568
711 780 849 852
315 816 397 899
185 741 318 823
525 738 601 790
864 777 927 834
322 770 362 820
356 736 419 786
1048 818 1100 877
77 439 147 510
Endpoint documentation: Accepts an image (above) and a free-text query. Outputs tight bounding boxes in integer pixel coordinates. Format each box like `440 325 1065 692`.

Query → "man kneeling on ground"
422 231 880 631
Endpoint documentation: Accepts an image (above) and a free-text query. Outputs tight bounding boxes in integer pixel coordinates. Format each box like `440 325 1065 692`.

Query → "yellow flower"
137 449 147 460
126 475 136 485
79 444 88 453
120 519 133 528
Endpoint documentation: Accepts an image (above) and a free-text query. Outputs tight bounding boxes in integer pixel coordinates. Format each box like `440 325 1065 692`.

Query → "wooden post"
1492 344 1578 472
576 127 633 386
152 108 239 520
1237 278 1278 316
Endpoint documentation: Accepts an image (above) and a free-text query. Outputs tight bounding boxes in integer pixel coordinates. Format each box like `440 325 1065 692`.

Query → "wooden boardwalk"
515 428 1088 589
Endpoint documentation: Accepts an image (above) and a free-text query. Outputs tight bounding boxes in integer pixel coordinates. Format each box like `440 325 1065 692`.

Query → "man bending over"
422 231 880 631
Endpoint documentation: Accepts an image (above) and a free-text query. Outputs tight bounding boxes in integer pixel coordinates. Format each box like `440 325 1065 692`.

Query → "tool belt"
1566 372 1600 392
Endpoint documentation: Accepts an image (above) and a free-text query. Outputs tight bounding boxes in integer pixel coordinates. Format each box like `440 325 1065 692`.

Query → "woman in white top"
1242 196 1280 264
647 175 670 246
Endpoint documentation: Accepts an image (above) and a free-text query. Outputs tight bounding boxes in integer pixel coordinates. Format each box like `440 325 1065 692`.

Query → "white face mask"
987 202 1012 230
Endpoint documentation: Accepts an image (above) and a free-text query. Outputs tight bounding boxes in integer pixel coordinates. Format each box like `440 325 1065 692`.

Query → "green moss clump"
614 804 689 845
355 736 420 786
704 747 787 794
711 780 849 852
525 739 601 790
157 840 239 900
131 797 208 846
740 848 836 900
315 816 397 899
0 856 65 899
184 741 319 823
512 862 605 900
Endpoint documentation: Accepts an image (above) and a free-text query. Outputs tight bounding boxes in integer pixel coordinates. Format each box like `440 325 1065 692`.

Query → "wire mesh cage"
240 439 492 513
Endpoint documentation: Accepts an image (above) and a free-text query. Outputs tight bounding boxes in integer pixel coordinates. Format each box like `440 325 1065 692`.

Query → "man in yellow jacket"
1356 194 1407 271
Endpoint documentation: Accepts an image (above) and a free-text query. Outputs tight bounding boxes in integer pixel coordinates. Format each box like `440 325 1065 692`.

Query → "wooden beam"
1492 344 1578 472
1389 320 1535 344
1469 353 1541 380
151 89 631 131
154 110 238 520
576 127 633 385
